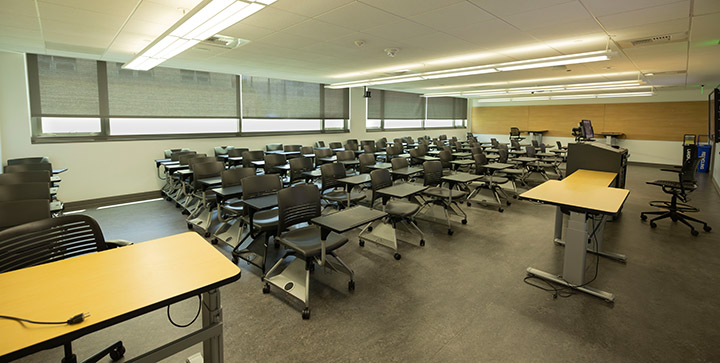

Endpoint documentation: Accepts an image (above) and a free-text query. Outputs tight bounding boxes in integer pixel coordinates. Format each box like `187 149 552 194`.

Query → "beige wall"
0 51 468 203
472 102 707 141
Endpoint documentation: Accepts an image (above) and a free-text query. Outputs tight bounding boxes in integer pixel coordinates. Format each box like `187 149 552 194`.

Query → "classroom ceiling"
1 0 719 98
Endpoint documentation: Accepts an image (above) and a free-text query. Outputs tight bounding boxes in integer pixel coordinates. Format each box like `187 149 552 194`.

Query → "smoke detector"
385 48 399 57
354 40 365 47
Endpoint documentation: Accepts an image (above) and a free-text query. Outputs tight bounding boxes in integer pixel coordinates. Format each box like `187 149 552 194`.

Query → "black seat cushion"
322 190 366 202
423 187 467 200
241 209 278 231
277 226 348 258
647 179 696 190
385 200 420 217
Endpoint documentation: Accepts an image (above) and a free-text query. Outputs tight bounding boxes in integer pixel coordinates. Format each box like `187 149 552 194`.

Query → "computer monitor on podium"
581 120 595 139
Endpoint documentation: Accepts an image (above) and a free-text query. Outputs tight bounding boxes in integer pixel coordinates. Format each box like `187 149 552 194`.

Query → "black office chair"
466 153 511 212
187 160 225 236
263 183 352 319
358 153 376 175
226 148 249 167
0 215 128 362
242 150 265 169
263 153 288 178
320 163 366 210
214 146 235 157
369 169 424 252
7 156 50 165
640 157 712 236
0 200 51 230
510 127 524 141
288 157 315 185
418 161 467 235
0 182 60 215
4 162 53 174
232 174 282 272
265 143 283 152
212 167 256 246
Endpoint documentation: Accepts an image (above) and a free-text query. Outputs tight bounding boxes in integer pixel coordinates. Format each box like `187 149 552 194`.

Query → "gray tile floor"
14 165 720 363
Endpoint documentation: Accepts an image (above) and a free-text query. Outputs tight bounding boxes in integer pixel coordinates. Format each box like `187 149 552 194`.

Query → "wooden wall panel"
603 102 706 141
472 101 706 141
472 106 528 134
528 104 605 137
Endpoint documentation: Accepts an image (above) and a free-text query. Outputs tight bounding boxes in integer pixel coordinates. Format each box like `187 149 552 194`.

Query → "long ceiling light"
474 91 655 103
327 50 612 89
123 0 274 71
423 80 646 98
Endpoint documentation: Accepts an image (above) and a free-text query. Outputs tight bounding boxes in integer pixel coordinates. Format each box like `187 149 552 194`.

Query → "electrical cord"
167 295 202 328
0 312 89 325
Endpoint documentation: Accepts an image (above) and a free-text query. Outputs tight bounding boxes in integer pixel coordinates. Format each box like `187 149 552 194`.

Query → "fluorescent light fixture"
512 96 550 101
423 80 647 98
596 92 654 98
472 90 655 103
328 50 613 89
550 94 596 100
476 98 512 102
123 0 270 71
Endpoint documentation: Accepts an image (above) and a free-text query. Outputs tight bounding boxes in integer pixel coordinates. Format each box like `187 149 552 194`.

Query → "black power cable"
167 295 202 328
0 312 89 325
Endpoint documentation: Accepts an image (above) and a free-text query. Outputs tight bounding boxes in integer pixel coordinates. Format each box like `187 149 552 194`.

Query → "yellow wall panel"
527 104 605 137
471 106 528 135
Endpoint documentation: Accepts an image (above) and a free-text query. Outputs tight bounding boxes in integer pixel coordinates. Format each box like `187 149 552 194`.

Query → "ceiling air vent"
199 35 250 49
617 33 688 49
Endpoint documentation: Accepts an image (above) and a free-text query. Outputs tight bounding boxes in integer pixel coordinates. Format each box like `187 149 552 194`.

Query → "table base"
526 268 615 302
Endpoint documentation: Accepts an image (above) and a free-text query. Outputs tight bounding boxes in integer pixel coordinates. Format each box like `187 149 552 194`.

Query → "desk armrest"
106 239 134 248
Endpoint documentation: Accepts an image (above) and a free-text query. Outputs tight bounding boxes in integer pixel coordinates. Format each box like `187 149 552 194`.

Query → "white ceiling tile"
131 1 189 25
38 3 127 33
444 18 536 47
271 0 354 17
693 0 720 15
316 2 404 31
623 42 689 72
2 0 39 17
362 20 437 43
259 31 319 49
359 0 466 17
469 0 574 17
0 13 41 31
582 0 684 17
690 13 720 42
0 38 46 53
242 7 309 31
609 18 689 41
598 1 690 30
525 19 605 41
409 2 494 31
121 19 170 38
38 0 139 17
146 0 204 10
503 2 594 31
282 19 356 41
221 23 275 41
687 46 720 85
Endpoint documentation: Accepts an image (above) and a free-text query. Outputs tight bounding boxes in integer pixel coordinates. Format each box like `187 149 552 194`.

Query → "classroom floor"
17 164 720 363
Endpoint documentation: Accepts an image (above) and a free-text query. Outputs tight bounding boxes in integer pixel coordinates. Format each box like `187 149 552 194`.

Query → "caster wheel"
447 229 454 235
498 208 504 213
182 210 190 215
204 231 211 237
348 280 355 291
302 308 311 320
650 222 657 228
232 256 239 264
166 197 172 201
703 226 712 232
419 239 425 246
368 226 373 232
309 264 315 272
506 201 511 206
461 219 467 225
691 229 699 236
176 203 181 208
187 223 193 230
211 238 218 245
394 253 401 260
466 202 472 207
671 216 678 222
109 345 125 361
359 240 365 247
262 284 270 294
513 195 518 199
640 214 647 221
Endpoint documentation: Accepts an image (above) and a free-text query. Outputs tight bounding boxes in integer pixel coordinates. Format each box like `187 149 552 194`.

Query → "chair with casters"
0 200 51 230
265 143 283 152
358 153 376 175
226 148 249 167
263 183 353 319
368 168 424 255
314 147 334 166
466 153 511 212
7 157 49 165
0 214 130 362
288 157 315 185
320 163 366 210
329 141 343 151
4 162 53 174
214 146 234 157
177 155 214 212
640 157 712 236
231 174 282 273
315 141 326 148
510 127 525 141
263 153 288 181
0 182 62 215
417 161 468 235
496 148 525 195
212 167 256 246
335 150 358 174
186 160 225 236
242 150 265 169
438 150 453 174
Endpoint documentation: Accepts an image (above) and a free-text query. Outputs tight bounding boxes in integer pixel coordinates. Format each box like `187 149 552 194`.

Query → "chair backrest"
242 150 265 168
471 146 483 155
539 144 547 153
214 146 234 156
450 136 457 143
221 168 256 187
0 170 51 185
386 145 399 158
491 138 499 147
510 139 521 150
277 184 321 232
284 144 301 152
315 141 326 148
264 154 287 174
531 140 539 148
363 144 376 153
525 145 536 157
192 161 224 189
346 139 359 145
393 138 403 146
301 146 314 155
454 141 463 151
344 142 359 151
377 139 387 148
556 141 563 149
4 163 52 173
0 215 107 273
438 150 452 169
0 183 51 202
439 134 447 140
423 161 443 187
336 150 355 162
361 140 375 148
314 148 332 159
187 155 215 170
320 163 346 191
7 157 49 165
370 169 392 205
242 174 282 200
329 142 343 149
680 157 702 185
408 149 421 159
266 143 283 151
165 148 190 158
498 148 509 163
0 200 51 230
289 157 314 184
178 153 204 165
472 153 488 175
358 153 376 174
227 148 249 157
391 157 408 170
171 150 195 161
510 127 521 137
441 145 452 153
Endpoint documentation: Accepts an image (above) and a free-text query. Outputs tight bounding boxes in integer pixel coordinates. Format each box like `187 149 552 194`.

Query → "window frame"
365 89 467 132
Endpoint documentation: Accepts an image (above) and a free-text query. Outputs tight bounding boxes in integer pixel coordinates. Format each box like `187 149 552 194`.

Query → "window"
367 89 466 130
26 54 349 142
240 76 348 133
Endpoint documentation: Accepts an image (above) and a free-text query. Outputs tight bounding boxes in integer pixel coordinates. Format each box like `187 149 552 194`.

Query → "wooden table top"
0 233 241 360
519 170 628 214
